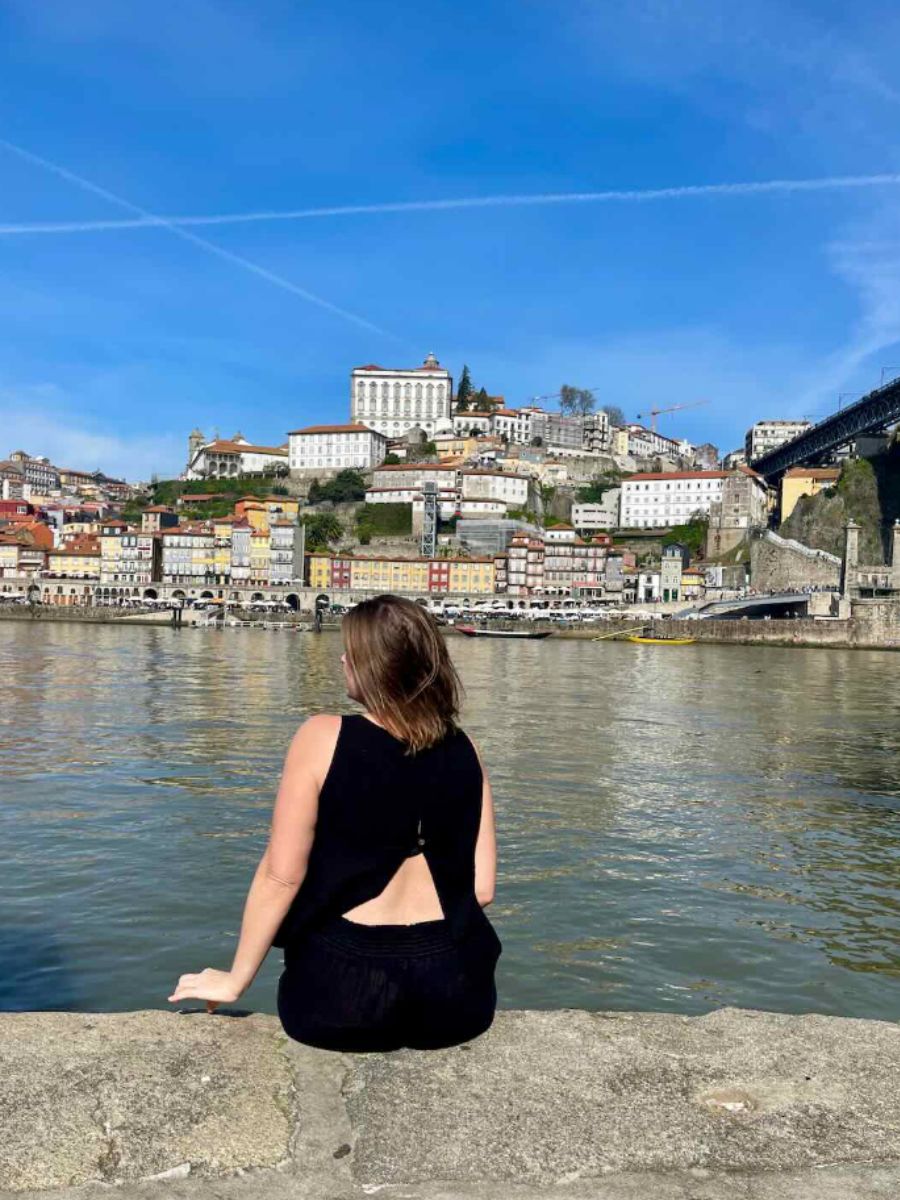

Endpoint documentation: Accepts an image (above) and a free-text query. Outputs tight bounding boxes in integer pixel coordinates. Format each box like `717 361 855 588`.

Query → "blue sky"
3 0 900 479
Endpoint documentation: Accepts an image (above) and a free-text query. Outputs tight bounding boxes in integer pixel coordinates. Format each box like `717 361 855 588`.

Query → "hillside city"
0 352 895 617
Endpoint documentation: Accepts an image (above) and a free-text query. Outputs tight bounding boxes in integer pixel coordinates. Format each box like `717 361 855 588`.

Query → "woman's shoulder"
290 713 344 754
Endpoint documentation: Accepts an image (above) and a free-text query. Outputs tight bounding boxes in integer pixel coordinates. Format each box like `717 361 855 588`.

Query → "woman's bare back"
341 854 445 925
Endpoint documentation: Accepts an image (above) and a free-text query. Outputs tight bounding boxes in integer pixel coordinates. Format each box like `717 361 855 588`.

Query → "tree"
559 385 596 417
530 435 543 447
302 512 343 550
382 452 401 465
601 404 625 427
308 470 366 504
455 365 473 412
538 483 557 527
472 388 495 412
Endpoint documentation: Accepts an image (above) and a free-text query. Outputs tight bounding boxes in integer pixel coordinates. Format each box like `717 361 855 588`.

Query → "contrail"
0 138 390 336
2 172 900 235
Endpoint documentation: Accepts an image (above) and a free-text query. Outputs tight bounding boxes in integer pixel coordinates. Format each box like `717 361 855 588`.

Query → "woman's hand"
167 968 243 1013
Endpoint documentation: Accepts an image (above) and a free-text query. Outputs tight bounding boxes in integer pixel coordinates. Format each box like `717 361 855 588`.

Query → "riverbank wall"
2 1007 898 1200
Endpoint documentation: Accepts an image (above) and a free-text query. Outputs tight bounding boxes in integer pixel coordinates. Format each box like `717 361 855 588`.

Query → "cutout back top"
272 714 485 949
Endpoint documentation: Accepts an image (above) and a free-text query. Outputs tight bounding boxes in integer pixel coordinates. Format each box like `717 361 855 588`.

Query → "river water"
1 621 898 1020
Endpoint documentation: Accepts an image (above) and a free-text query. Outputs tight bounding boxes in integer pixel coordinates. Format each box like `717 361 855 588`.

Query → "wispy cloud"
2 173 900 236
0 138 390 337
1 384 183 479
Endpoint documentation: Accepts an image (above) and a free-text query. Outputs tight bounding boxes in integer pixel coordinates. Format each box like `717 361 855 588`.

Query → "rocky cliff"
780 445 900 564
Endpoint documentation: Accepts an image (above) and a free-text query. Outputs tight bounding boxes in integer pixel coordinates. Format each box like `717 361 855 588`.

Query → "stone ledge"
1 1008 898 1200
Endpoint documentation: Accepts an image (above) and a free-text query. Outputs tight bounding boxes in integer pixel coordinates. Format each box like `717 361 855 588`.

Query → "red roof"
287 423 380 435
622 471 728 482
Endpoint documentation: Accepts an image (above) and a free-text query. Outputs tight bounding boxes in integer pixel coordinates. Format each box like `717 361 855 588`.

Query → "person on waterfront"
167 593 502 1052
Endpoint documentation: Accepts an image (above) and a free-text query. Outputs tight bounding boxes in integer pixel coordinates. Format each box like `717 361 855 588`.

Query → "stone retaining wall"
1 1008 898 1200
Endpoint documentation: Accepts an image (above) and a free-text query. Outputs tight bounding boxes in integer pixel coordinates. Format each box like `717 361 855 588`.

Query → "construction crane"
634 399 710 432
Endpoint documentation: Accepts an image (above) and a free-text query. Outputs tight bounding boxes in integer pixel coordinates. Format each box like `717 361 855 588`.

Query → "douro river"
1 621 898 1018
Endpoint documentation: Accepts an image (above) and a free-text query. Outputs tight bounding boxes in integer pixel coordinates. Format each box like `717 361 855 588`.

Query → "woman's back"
273 712 486 949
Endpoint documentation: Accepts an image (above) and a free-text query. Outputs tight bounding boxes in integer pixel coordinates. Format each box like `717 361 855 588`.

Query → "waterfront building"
185 434 289 480
118 531 160 590
745 419 812 463
722 448 747 469
572 491 621 532
160 527 216 587
47 536 101 581
230 519 252 585
269 520 306 585
249 530 271 585
351 353 453 439
212 517 235 585
287 423 387 473
620 470 728 529
660 543 690 603
307 551 495 595
98 520 128 584
780 466 841 521
706 467 770 556
7 450 60 493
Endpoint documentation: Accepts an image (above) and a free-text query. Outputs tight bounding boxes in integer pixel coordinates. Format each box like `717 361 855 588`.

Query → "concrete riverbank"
2 1008 898 1200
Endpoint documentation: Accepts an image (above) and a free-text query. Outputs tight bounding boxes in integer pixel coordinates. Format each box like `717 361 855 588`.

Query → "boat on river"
626 634 696 646
456 625 554 640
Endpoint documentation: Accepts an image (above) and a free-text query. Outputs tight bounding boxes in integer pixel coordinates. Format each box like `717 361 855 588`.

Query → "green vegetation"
302 512 343 550
150 475 276 505
356 502 412 539
382 452 401 465
576 469 622 505
663 512 709 556
307 470 367 504
780 448 900 563
454 365 474 411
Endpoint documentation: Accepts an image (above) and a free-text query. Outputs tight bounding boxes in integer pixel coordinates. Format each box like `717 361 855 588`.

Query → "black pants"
277 909 502 1052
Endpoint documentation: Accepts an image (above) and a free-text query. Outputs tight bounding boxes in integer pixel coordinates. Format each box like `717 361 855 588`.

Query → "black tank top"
272 713 485 949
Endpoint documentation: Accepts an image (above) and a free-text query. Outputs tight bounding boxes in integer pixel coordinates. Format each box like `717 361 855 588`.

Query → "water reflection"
1 623 898 1017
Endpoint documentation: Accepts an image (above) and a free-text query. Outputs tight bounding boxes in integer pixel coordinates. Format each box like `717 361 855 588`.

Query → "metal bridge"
750 374 900 480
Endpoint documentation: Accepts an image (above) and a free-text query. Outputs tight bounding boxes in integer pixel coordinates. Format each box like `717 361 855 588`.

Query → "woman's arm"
468 736 497 907
167 714 340 1009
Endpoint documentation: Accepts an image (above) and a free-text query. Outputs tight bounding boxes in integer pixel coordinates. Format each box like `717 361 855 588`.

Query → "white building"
351 352 453 439
572 490 621 532
268 521 306 584
745 420 812 463
7 450 59 493
491 406 544 445
614 424 681 461
621 471 728 529
288 423 387 473
186 434 288 480
460 469 529 509
452 411 492 436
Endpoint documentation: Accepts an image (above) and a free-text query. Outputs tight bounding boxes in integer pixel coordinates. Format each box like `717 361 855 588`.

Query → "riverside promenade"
2 1008 899 1200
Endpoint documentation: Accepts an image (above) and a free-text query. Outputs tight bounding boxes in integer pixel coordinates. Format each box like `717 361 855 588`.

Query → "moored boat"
626 634 696 645
456 625 554 640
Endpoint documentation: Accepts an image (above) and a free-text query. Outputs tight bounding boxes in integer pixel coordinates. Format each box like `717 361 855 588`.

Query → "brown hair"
342 594 462 753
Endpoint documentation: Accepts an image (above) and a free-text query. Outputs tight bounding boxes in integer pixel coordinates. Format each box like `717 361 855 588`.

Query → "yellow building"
350 556 430 593
98 519 128 584
213 517 234 583
447 557 495 594
780 467 840 520
48 540 101 579
250 529 271 584
433 434 479 461
308 553 332 590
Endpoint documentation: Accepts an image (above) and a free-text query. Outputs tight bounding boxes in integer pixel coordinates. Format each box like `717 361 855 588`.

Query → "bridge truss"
751 374 900 480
